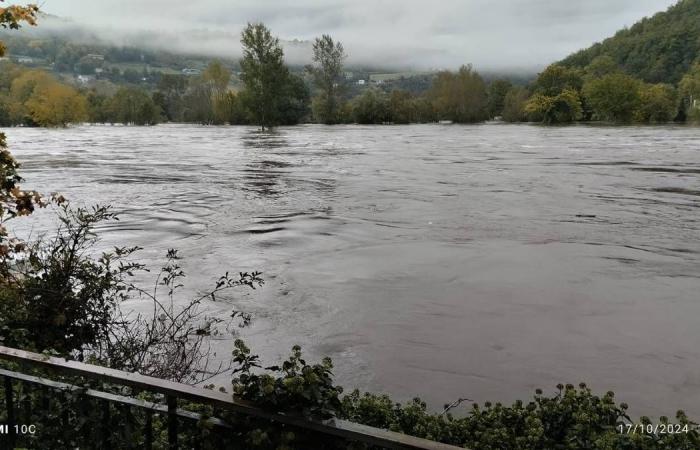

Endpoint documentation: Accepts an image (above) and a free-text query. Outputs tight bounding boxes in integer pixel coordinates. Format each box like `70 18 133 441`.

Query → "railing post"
167 395 178 450
3 376 16 449
21 381 31 426
145 410 153 450
101 399 111 450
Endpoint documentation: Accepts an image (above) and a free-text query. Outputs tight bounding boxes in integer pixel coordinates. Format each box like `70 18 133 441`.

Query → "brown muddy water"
4 123 700 417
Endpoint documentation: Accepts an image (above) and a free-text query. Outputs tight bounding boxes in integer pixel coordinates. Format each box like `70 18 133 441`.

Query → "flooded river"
4 123 700 416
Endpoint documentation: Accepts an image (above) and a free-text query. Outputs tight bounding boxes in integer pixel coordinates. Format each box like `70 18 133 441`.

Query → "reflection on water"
4 123 700 417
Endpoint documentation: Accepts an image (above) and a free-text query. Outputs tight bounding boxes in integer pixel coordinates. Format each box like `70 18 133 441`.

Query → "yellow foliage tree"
0 1 43 253
25 81 88 127
0 1 38 57
7 70 88 126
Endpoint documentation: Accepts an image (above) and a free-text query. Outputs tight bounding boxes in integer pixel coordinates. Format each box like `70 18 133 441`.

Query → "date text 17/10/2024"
0 424 37 435
619 423 697 435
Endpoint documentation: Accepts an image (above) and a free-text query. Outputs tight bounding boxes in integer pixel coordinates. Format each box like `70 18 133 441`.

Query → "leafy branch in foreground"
0 203 263 384
0 1 38 58
96 248 263 384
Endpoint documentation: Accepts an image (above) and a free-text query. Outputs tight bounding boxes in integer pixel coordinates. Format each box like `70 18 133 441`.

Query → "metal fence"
0 346 462 449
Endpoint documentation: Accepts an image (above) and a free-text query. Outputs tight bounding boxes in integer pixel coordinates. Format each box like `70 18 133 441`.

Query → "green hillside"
561 0 700 84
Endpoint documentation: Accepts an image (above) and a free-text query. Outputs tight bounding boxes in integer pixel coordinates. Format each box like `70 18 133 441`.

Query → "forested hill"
560 0 700 84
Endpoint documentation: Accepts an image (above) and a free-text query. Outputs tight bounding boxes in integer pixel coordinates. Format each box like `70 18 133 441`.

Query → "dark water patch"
252 160 294 169
631 167 700 174
97 175 196 184
601 257 640 264
247 227 286 235
651 187 700 197
257 212 312 220
571 161 639 166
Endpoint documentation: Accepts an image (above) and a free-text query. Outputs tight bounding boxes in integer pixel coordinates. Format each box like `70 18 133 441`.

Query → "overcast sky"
36 0 678 70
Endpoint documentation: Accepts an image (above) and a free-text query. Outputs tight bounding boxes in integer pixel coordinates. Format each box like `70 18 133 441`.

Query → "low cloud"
34 0 679 71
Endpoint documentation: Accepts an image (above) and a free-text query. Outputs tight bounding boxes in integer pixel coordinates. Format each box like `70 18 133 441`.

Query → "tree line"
502 58 700 124
3 22 700 128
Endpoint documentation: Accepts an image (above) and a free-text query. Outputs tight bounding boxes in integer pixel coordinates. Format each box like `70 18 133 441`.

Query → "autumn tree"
204 60 234 125
25 81 88 127
0 0 44 256
307 35 346 124
0 1 38 58
215 91 248 125
182 61 232 124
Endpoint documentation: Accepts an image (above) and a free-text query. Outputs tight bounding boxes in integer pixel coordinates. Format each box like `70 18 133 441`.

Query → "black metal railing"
0 346 461 449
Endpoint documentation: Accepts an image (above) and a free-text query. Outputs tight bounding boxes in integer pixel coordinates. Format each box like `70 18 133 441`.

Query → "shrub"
230 345 700 449
525 89 583 124
583 73 642 122
636 84 678 123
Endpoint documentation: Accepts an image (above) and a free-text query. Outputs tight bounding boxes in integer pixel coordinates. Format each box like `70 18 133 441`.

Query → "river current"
4 123 700 416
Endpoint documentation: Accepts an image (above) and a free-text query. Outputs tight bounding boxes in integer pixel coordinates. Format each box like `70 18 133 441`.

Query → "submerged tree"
501 86 530 123
487 79 513 118
583 73 642 123
526 64 584 124
105 87 161 125
680 62 700 121
429 65 489 123
239 23 290 130
636 83 678 123
155 73 188 122
307 35 347 124
525 89 582 124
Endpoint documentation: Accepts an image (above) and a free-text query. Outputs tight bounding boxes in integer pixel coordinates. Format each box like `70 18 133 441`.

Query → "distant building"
344 71 354 80
94 68 104 74
16 56 34 64
357 79 366 86
182 68 202 76
77 75 94 84
86 54 105 61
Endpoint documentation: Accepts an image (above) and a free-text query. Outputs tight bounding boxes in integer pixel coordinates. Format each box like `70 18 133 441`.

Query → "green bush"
230 344 700 449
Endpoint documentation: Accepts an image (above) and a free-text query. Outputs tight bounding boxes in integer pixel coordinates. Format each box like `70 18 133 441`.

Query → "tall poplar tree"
307 35 346 124
239 23 289 130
